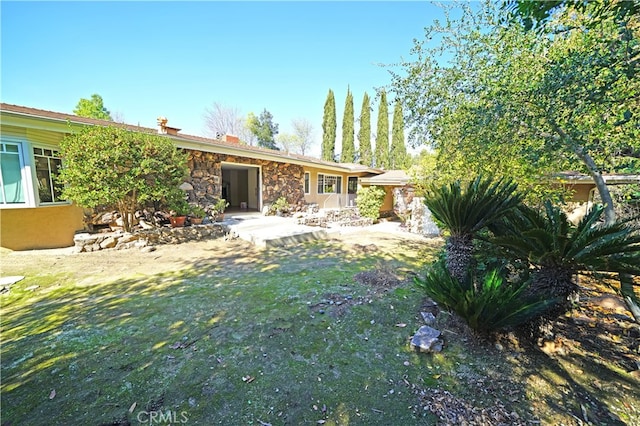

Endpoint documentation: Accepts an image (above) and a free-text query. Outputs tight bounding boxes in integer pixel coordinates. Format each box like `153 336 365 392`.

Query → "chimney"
157 116 181 136
223 134 240 144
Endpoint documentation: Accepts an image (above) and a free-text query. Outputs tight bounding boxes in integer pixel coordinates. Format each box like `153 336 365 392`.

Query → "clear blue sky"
2 1 451 157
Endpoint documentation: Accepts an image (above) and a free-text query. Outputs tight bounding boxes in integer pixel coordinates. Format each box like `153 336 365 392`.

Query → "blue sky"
2 1 451 157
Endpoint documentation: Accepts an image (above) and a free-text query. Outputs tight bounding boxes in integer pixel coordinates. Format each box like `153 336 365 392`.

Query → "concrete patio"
222 211 409 248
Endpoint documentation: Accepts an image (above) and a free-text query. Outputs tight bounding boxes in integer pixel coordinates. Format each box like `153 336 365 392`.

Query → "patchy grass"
1 234 639 425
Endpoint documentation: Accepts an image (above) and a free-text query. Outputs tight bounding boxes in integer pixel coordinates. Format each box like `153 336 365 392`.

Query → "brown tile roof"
0 102 382 173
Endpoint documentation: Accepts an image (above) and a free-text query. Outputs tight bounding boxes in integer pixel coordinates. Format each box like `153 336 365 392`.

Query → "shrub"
424 175 521 282
415 261 558 334
269 196 289 215
356 186 386 221
58 125 188 232
491 201 640 303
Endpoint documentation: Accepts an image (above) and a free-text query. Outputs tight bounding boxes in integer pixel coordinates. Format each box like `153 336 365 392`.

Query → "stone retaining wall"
73 223 227 253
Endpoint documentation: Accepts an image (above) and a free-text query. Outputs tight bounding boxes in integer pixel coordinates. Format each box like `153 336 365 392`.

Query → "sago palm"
414 262 558 334
424 175 522 282
491 201 640 306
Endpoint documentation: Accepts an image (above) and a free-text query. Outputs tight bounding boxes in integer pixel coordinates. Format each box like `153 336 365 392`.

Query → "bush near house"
355 186 386 221
58 126 188 232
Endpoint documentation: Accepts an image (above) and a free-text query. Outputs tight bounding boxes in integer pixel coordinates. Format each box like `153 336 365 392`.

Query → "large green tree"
390 99 408 169
374 89 389 169
322 89 337 161
358 92 372 166
58 126 188 232
390 1 639 213
247 109 279 150
73 94 112 120
390 1 640 319
341 87 355 163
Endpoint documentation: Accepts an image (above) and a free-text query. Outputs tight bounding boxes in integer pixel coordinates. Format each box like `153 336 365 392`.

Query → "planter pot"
191 217 204 225
215 214 225 222
169 216 187 228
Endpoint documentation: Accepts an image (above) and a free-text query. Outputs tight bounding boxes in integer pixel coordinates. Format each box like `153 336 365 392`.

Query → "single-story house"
0 103 396 251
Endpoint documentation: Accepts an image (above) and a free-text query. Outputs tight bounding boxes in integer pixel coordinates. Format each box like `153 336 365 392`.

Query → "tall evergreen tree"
321 89 337 162
341 87 355 163
390 99 408 168
375 89 390 168
358 92 372 166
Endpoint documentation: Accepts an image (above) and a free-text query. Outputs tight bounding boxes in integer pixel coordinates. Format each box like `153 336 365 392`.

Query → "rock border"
73 223 227 253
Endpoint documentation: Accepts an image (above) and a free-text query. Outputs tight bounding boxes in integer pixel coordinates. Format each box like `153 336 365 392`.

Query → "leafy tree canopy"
247 109 279 150
503 0 640 31
58 125 188 231
73 94 112 120
390 1 639 213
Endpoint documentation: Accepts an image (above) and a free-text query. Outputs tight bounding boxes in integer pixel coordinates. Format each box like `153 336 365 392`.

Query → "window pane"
317 174 324 194
5 144 19 153
348 177 358 194
1 152 24 203
304 173 310 194
337 177 342 194
35 156 53 202
33 147 65 203
50 158 64 202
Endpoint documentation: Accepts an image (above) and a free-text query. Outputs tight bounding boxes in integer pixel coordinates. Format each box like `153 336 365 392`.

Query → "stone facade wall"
184 150 305 207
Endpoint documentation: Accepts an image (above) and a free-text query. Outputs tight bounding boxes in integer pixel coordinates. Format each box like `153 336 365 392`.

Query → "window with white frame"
304 172 310 194
317 174 342 194
0 142 26 204
33 146 64 203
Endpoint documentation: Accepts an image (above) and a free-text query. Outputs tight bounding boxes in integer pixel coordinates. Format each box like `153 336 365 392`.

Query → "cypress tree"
341 87 355 163
390 99 408 168
358 92 372 166
321 89 336 162
374 89 389 169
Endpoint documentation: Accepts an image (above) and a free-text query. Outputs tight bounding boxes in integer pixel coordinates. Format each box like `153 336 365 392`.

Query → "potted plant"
212 198 229 222
169 199 191 227
190 205 206 225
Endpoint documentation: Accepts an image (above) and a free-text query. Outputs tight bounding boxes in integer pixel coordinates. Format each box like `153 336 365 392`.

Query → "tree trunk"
572 145 616 225
550 122 639 323
547 120 615 223
445 234 474 287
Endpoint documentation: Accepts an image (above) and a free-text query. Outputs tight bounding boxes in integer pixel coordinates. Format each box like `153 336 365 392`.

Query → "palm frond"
415 262 558 333
424 175 522 237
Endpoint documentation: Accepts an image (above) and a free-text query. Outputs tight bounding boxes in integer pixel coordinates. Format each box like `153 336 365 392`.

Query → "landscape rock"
410 325 444 353
99 236 117 249
420 312 437 325
73 223 226 252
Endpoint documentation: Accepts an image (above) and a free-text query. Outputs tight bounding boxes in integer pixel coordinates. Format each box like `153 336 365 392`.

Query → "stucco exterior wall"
567 184 595 202
0 204 84 250
303 166 366 209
